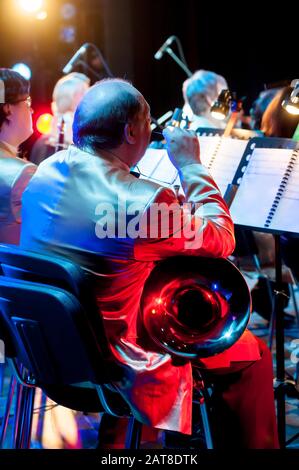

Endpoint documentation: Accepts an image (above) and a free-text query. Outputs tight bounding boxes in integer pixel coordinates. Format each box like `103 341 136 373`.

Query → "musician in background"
261 86 299 138
249 87 281 131
21 78 278 448
182 69 228 130
30 72 90 165
0 68 36 244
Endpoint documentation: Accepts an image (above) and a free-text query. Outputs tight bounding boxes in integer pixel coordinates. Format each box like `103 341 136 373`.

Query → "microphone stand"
76 60 103 80
64 43 114 79
163 47 192 78
88 43 114 78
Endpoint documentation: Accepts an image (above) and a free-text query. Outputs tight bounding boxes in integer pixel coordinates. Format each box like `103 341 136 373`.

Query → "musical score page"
229 148 294 229
135 148 179 187
136 136 247 195
206 138 248 195
198 135 221 168
269 150 299 233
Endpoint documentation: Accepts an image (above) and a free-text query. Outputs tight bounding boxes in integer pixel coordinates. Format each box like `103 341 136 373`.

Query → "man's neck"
0 128 20 148
96 146 133 169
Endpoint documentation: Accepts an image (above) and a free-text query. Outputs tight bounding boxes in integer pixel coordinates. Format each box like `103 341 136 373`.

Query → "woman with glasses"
0 68 36 244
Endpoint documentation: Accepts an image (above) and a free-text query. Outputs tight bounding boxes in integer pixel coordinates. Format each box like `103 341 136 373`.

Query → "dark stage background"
0 0 297 131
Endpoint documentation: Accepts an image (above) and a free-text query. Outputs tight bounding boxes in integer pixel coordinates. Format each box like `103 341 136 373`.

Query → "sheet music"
136 138 222 187
136 136 246 194
229 147 295 229
206 138 248 195
198 135 221 168
134 148 179 187
269 151 299 233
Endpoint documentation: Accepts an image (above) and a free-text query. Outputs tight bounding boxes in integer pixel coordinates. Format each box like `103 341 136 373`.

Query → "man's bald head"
73 78 145 152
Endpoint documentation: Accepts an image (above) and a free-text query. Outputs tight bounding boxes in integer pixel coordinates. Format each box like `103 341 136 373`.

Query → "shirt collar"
70 145 130 172
0 140 18 157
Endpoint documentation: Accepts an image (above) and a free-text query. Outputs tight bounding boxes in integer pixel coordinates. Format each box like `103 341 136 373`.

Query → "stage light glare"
61 3 77 20
16 0 44 14
36 113 53 134
12 63 32 80
283 103 299 116
36 10 47 20
210 89 232 120
282 79 299 116
211 110 226 120
60 25 76 43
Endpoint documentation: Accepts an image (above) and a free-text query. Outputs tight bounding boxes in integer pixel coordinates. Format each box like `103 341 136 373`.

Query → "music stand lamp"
210 89 243 137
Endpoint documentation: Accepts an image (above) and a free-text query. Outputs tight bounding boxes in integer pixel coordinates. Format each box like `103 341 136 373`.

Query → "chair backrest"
0 244 122 387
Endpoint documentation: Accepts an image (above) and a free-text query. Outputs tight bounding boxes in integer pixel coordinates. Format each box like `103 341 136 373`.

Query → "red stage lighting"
36 113 53 134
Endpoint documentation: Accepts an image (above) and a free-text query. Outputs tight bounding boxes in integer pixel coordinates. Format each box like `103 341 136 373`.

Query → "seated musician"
20 78 279 448
0 68 36 244
182 69 228 130
30 72 90 165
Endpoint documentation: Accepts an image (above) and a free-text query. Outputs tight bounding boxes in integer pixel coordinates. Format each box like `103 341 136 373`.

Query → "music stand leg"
193 369 214 449
273 234 286 448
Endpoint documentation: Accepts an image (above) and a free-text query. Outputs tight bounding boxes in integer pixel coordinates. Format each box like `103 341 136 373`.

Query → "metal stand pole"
274 234 287 448
193 370 213 449
165 48 192 77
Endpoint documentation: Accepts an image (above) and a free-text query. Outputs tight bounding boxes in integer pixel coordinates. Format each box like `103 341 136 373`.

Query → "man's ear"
51 101 57 115
124 122 136 145
2 103 11 121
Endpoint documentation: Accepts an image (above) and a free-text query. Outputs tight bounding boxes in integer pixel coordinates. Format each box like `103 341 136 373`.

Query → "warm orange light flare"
16 0 44 13
36 113 53 134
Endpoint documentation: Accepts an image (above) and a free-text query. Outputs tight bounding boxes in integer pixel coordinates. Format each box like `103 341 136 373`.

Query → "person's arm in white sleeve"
134 127 235 261
11 163 36 223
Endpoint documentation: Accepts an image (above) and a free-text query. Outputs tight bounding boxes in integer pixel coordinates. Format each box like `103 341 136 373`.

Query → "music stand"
195 129 269 276
195 127 260 140
226 136 299 447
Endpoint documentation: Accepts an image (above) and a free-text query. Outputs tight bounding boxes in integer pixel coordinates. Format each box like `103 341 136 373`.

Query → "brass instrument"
140 256 251 359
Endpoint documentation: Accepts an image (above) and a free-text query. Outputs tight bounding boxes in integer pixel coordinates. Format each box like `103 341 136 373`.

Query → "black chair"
0 243 142 449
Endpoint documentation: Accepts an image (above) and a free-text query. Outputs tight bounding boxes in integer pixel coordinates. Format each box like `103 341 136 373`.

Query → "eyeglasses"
9 96 32 108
